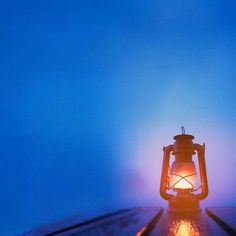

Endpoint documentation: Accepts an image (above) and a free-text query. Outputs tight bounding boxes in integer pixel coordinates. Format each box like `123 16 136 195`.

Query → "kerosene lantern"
160 127 208 212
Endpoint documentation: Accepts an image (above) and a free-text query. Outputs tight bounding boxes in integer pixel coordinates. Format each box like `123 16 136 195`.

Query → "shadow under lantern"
160 128 208 212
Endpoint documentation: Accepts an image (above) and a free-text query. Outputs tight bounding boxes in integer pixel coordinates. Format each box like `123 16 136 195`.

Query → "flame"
169 162 196 190
170 173 195 189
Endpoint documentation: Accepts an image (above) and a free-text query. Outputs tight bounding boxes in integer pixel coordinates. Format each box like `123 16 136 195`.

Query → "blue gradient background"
1 0 236 235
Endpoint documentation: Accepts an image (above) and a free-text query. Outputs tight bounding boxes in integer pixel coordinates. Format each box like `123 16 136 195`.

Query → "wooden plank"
21 209 131 236
206 207 236 235
135 208 163 236
21 207 236 235
149 210 229 236
23 207 163 236
52 207 162 236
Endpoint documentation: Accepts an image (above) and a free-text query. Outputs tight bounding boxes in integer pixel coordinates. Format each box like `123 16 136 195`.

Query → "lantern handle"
160 145 174 200
181 126 185 134
193 143 208 200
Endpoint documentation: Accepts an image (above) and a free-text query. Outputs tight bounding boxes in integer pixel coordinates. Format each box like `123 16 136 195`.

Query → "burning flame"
169 162 196 190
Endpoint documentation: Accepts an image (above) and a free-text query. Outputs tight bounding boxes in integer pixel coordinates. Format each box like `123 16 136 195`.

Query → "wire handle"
181 126 185 135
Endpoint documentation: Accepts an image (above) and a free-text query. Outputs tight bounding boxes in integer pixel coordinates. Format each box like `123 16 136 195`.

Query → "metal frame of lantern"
160 130 208 212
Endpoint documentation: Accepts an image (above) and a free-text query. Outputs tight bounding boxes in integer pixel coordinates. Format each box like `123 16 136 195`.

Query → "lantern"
160 128 208 212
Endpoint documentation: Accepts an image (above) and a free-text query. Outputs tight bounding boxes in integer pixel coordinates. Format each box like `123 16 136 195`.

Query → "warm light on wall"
160 127 208 211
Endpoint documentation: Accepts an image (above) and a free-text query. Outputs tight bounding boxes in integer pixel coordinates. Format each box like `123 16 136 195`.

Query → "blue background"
1 0 236 235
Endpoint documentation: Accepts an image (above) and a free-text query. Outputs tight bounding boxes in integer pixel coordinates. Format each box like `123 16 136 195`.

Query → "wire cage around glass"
168 161 197 191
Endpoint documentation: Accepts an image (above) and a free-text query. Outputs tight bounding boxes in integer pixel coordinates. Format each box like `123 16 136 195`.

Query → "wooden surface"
54 207 161 236
148 210 229 236
206 207 236 235
23 207 162 236
22 207 236 236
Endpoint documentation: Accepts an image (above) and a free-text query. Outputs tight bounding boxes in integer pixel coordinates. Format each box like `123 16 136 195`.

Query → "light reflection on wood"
135 226 147 236
169 219 200 236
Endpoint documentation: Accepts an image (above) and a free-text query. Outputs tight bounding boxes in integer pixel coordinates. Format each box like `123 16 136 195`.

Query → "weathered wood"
135 208 163 236
21 207 236 235
21 209 131 236
55 207 162 236
24 207 162 236
206 207 236 235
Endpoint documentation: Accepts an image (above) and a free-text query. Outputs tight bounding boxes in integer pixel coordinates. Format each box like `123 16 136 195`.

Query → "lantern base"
168 197 200 213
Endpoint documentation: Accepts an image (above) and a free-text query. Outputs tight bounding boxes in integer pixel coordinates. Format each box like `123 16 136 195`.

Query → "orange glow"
170 219 200 236
169 162 196 190
135 226 146 236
